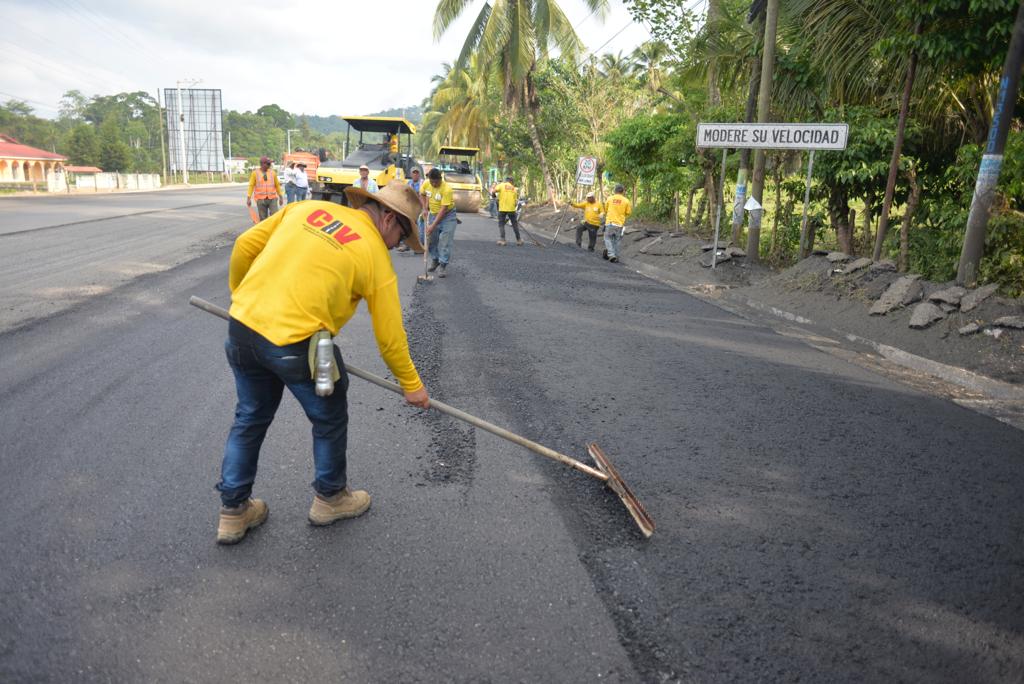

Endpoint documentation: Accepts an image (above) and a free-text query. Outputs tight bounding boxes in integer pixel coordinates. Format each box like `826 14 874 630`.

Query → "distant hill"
303 105 423 135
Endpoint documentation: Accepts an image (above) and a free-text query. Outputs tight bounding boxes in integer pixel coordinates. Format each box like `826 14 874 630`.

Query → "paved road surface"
1 196 1021 682
0 187 245 332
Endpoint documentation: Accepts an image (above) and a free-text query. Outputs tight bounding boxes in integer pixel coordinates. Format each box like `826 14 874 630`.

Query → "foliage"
65 124 100 167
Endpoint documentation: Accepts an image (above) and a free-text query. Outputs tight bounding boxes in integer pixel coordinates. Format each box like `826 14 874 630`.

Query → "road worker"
571 191 603 252
216 181 430 544
247 156 284 220
420 167 457 277
603 184 632 263
495 176 522 246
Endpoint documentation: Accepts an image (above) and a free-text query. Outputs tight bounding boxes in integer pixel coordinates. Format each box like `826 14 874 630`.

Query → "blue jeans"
428 211 457 265
417 214 425 245
488 197 498 218
604 224 623 258
218 319 350 507
285 183 297 204
293 186 307 201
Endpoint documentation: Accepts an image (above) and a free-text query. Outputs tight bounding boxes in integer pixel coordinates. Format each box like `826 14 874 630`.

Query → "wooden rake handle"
188 296 608 483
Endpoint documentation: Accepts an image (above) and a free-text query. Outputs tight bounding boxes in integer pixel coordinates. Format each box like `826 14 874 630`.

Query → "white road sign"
697 123 848 150
744 196 762 211
577 156 598 185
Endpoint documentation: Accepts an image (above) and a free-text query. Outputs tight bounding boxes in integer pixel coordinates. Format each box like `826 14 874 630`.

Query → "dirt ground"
521 205 1023 386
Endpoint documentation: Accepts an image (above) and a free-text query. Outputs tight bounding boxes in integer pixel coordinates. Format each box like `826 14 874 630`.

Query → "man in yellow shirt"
570 191 603 252
216 181 430 545
603 183 632 263
419 168 457 277
246 156 284 220
495 176 522 246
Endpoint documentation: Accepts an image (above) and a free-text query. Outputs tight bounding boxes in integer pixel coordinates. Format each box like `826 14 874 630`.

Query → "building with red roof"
0 134 67 183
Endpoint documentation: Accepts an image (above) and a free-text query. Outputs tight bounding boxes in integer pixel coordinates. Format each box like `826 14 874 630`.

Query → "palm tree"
433 0 610 205
425 56 497 155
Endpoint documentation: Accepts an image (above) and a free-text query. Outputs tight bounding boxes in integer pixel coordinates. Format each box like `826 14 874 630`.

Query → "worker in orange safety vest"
247 156 284 220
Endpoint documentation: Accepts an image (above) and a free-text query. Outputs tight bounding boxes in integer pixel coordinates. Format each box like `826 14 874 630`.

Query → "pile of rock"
699 242 746 268
868 276 1015 334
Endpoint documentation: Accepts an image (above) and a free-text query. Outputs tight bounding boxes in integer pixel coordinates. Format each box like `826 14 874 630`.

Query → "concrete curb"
523 218 1023 411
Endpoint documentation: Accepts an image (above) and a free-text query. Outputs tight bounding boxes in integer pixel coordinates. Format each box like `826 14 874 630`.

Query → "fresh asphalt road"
1 195 1022 682
0 186 246 332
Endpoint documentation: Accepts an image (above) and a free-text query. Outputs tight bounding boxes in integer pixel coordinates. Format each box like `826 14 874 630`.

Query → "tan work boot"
497 239 507 246
308 487 371 526
216 498 268 545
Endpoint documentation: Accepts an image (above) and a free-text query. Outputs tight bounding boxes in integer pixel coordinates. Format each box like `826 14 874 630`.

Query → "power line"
0 40 127 95
3 14 143 90
40 0 166 73
0 90 61 113
573 6 601 30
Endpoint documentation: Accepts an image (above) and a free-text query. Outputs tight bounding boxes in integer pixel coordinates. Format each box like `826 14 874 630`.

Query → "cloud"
0 0 650 118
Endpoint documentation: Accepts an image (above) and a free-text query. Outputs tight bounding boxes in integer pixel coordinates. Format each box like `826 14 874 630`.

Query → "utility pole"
227 131 232 161
175 78 200 184
286 129 299 154
957 0 1024 286
156 87 168 184
745 0 779 262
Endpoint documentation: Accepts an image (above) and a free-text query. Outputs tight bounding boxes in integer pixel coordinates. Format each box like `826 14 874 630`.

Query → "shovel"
189 296 654 538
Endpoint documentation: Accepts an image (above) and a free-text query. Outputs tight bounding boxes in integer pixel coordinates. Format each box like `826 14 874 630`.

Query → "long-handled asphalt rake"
189 296 654 538
416 230 433 283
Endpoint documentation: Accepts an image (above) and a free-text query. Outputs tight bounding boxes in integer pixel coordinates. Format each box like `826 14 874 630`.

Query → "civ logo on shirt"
307 209 361 245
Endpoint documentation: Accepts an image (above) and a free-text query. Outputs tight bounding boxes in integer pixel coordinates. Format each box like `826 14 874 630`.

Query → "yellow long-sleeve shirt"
496 182 518 212
571 199 603 226
604 193 632 226
228 201 423 392
247 169 283 198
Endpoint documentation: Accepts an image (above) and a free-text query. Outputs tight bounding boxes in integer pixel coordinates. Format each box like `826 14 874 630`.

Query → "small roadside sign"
577 156 598 185
744 196 762 211
697 123 848 150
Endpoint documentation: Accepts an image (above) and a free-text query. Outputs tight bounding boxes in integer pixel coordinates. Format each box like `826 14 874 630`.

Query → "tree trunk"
769 158 783 257
731 14 766 246
861 195 874 257
524 101 558 208
899 163 920 272
830 186 852 254
873 19 922 260
695 192 708 232
745 0 780 262
685 186 698 231
706 0 723 107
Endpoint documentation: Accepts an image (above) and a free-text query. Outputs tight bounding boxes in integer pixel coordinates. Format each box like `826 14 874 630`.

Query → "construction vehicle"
283 150 321 182
310 117 419 205
435 146 483 213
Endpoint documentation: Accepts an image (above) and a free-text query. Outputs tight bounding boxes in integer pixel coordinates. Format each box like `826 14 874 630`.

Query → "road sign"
697 123 848 150
744 196 762 211
577 156 597 185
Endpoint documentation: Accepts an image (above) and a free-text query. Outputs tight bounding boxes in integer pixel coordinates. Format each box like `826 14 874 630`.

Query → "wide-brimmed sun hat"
345 181 423 252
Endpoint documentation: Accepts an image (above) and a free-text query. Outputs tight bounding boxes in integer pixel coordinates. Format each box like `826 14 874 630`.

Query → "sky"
0 0 656 119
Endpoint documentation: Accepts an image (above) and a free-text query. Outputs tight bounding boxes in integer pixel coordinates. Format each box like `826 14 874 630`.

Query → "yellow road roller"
435 146 483 213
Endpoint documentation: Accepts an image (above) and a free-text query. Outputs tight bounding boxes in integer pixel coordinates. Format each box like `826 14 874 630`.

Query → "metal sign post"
697 123 847 258
711 149 729 269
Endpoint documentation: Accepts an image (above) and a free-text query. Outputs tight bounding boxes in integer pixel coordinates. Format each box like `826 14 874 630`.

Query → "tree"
58 90 89 123
99 117 130 172
256 104 293 129
433 0 610 206
66 124 100 167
